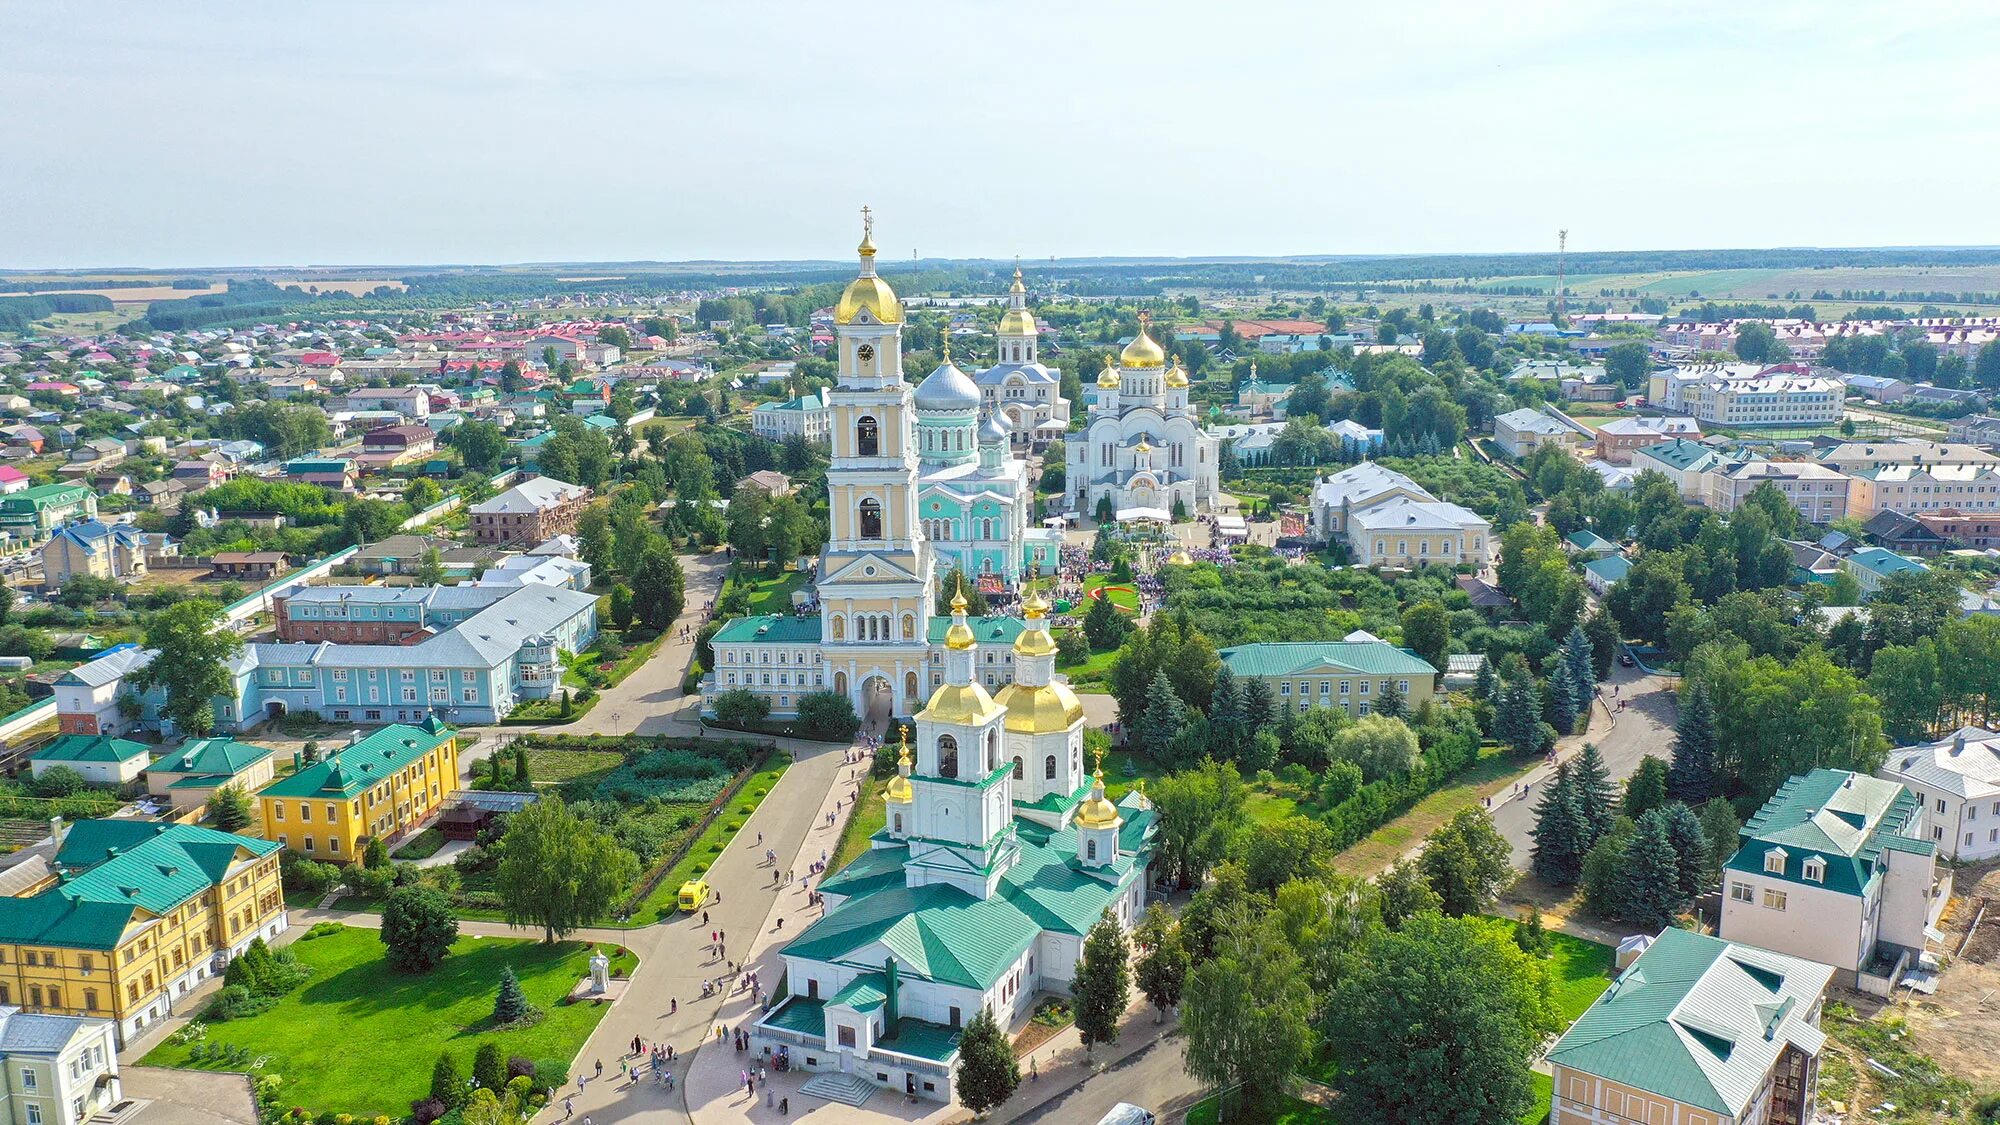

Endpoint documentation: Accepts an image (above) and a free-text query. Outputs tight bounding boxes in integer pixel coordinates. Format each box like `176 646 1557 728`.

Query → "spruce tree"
955 1005 1020 1115
1497 676 1543 756
1666 680 1721 805
513 745 530 785
1573 742 1617 847
1241 677 1277 731
1208 666 1241 753
1698 797 1742 885
1563 624 1597 692
1622 810 1689 930
1135 670 1188 755
1375 680 1406 721
1530 762 1589 885
430 1050 467 1109
1622 755 1668 819
1549 661 1579 735
1073 911 1131 1054
1514 905 1550 957
493 965 529 1024
1472 657 1498 702
1659 802 1713 901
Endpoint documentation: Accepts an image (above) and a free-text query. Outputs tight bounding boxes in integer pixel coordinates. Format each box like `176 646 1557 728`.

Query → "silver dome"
978 412 1011 444
914 359 981 412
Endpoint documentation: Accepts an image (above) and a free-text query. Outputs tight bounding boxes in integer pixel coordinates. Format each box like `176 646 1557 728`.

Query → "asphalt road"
1002 1034 1206 1124
1490 662 1680 867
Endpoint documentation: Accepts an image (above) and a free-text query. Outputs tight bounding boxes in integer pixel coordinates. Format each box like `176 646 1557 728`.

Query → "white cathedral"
1065 313 1221 519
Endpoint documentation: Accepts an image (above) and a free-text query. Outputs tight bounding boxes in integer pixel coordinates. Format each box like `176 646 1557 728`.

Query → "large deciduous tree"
130 599 242 737
1181 907 1316 1119
380 885 459 972
1418 808 1514 917
495 796 640 941
954 1006 1019 1116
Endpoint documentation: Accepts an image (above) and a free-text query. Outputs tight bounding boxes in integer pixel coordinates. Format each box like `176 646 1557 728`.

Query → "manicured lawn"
519 747 624 787
140 927 625 1119
829 774 888 876
1082 575 1141 612
1057 634 1120 690
1186 1092 1339 1124
391 827 446 861
1525 1071 1553 1125
1101 749 1164 802
733 569 808 615
1473 915 1614 1023
635 757 789 923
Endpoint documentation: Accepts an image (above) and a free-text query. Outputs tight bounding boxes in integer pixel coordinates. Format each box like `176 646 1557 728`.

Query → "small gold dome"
1119 316 1166 369
885 773 913 803
997 306 1037 337
1075 771 1122 829
1165 361 1188 388
945 619 976 650
1012 586 1058 657
1167 548 1193 566
995 680 1084 733
1096 357 1120 389
1136 440 1152 455
921 682 1003 725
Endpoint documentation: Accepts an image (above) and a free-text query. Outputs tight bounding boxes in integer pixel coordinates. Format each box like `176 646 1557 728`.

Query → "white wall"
1719 872 1869 973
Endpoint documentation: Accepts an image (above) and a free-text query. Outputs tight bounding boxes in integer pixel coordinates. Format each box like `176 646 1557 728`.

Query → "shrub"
472 1041 505 1092
30 765 86 798
507 1056 536 1081
281 851 341 897
713 689 769 729
303 921 347 940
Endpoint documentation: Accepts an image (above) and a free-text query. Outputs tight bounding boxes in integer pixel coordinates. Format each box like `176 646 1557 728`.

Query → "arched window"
987 729 998 770
859 498 882 539
857 416 879 456
893 812 903 834
1044 754 1057 780
1012 757 1024 780
937 735 959 779
1086 839 1098 861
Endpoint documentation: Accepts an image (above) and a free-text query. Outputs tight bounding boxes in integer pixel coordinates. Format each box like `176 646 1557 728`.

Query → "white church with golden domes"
751 584 1155 1104
1065 313 1220 520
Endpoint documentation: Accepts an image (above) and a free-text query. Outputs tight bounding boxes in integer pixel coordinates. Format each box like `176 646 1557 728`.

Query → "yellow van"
678 879 711 912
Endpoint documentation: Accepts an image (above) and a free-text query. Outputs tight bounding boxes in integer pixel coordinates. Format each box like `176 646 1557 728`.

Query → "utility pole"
1556 229 1569 327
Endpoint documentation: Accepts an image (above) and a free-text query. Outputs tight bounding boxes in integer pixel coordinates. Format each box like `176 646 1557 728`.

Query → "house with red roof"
300 351 342 368
0 465 29 495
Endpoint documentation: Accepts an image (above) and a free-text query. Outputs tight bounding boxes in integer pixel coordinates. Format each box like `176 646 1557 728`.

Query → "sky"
3 0 1997 269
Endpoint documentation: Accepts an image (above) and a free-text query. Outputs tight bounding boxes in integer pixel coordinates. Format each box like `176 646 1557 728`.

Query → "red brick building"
469 477 592 546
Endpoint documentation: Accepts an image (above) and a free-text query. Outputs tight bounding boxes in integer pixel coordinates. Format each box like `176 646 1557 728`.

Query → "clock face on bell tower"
857 344 875 363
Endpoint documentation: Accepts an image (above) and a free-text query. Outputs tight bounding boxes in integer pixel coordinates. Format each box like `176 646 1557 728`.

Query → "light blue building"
910 355 1060 584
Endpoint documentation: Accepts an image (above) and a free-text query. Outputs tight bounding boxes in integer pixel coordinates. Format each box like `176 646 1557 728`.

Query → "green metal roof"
926 615 1024 646
257 720 453 800
1726 769 1924 897
710 614 823 645
829 972 888 1012
764 996 825 1037
1219 641 1437 680
820 846 911 901
878 1017 962 1063
1547 927 1833 1116
1584 556 1631 584
1566 530 1615 551
0 821 280 949
2 483 91 511
783 883 1042 990
149 737 275 780
34 734 150 766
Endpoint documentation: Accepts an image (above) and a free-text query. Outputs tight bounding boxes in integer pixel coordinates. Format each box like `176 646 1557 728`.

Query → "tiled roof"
1219 641 1437 679
1548 927 1832 1116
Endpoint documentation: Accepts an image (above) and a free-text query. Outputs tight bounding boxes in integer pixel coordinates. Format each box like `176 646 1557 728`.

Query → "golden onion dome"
1136 440 1152 455
1119 317 1166 369
1075 771 1123 829
945 618 977 651
835 273 902 326
921 681 1003 726
884 772 913 803
1096 357 1120 389
1167 548 1194 566
997 306 1037 337
1165 361 1189 388
994 680 1084 733
1013 622 1059 659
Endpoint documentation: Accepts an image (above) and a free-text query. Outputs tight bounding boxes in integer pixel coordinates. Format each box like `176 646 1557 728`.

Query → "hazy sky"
4 0 1995 269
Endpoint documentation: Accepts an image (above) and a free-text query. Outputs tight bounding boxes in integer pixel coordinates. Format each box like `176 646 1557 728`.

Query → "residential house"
357 424 435 470
1593 416 1701 464
752 389 833 445
469 477 592 546
1860 510 1949 556
1493 408 1583 458
0 467 28 496
1563 530 1617 557
169 459 229 489
253 721 461 859
1582 554 1631 595
132 479 186 510
1844 461 2000 518
37 521 162 585
1843 372 1912 402
1307 462 1435 543
1218 640 1438 717
279 458 358 491
28 735 151 787
1547 927 1832 1125
1915 508 2000 549
341 386 430 419
1947 415 2000 445
50 647 151 736
736 470 795 498
1879 727 2000 863
0 1005 122 1125
0 819 284 1044
347 534 498 579
0 486 96 545
144 737 278 813
207 552 287 581
1842 546 1927 598
1719 769 1947 988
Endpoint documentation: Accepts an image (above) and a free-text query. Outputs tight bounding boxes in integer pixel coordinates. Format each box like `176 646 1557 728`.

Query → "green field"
1082 576 1142 612
140 927 625 1119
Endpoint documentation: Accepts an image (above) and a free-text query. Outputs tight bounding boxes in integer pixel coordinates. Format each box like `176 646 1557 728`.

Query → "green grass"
634 757 789 923
1186 1093 1339 1125
829 773 888 876
391 828 446 861
518 747 624 786
1101 750 1164 803
1331 744 1518 878
1472 916 1614 1023
139 927 623 1119
1524 1071 1552 1125
1057 634 1120 688
732 569 808 615
1082 575 1141 612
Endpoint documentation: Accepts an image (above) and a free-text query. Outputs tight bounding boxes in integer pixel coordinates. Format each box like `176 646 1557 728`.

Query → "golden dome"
1096 357 1120 389
1012 586 1058 657
921 681 1003 726
835 274 902 326
1119 315 1166 369
945 582 976 649
1075 770 1122 829
1136 440 1152 455
885 773 913 803
1165 361 1188 388
995 680 1084 733
1167 548 1193 566
997 306 1037 337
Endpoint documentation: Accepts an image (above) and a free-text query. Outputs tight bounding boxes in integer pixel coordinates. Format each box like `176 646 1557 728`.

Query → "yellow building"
0 819 284 1045
255 719 459 860
1217 640 1439 718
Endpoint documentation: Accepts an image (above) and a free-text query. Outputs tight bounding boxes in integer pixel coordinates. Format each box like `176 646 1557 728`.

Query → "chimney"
48 817 62 850
293 751 302 770
349 730 363 747
1954 732 1968 756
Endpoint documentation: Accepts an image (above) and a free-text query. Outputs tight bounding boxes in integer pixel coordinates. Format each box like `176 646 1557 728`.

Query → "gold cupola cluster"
834 206 903 326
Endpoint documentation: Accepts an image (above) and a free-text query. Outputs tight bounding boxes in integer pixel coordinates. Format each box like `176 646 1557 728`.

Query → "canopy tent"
1115 506 1172 523
1042 515 1071 528
1214 514 1248 539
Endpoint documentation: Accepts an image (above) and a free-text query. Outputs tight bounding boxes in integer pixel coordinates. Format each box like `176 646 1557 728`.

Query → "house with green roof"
1719 769 1948 988
1841 545 1927 599
1219 640 1438 719
144 736 278 811
1548 926 1834 1125
30 734 151 787
254 719 459 861
0 483 96 542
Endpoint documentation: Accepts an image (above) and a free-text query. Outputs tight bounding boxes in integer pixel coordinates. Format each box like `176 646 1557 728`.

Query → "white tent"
1215 514 1248 539
1115 506 1172 523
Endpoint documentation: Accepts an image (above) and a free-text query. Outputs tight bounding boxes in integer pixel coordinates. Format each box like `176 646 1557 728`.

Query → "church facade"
752 589 1154 1103
1065 315 1220 519
700 218 1058 722
970 267 1070 450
